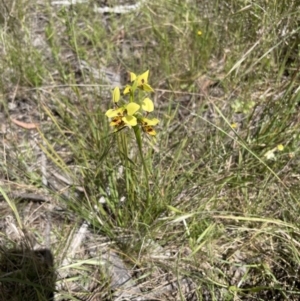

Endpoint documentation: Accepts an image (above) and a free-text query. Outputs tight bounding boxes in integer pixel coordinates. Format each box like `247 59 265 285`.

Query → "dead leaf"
10 118 39 130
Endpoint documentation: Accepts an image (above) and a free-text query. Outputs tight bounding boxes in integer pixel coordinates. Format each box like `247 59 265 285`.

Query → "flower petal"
123 85 131 95
137 70 149 86
142 117 159 126
142 98 154 112
130 72 137 82
105 108 123 118
141 83 154 92
277 144 284 151
110 116 124 126
123 115 137 126
126 102 140 115
143 126 156 136
112 87 120 103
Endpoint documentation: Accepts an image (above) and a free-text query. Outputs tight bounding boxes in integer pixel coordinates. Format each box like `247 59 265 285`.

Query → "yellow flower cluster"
105 70 159 136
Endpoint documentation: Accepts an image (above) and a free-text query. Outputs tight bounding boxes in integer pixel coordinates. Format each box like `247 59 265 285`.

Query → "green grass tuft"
0 0 300 300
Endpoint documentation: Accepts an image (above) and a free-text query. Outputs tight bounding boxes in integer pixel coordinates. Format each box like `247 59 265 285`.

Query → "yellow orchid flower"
140 117 159 136
105 107 125 128
106 70 158 136
129 70 154 92
106 103 140 128
122 102 140 126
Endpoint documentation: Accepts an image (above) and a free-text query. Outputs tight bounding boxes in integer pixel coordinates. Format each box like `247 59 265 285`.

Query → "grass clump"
0 0 300 300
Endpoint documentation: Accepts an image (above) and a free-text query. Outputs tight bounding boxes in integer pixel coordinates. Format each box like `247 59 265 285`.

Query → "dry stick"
51 0 147 14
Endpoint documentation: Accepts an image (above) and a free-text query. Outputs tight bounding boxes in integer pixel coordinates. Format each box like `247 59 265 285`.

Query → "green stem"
133 125 150 202
118 131 130 195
